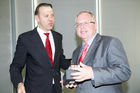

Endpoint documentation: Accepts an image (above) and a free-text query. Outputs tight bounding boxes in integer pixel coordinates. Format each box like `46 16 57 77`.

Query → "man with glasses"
66 11 131 93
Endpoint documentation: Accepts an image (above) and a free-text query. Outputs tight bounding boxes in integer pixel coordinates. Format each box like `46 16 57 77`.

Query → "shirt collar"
82 33 97 47
37 26 51 35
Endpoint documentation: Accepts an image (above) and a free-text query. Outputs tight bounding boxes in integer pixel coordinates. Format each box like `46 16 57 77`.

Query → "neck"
38 26 50 33
82 37 91 43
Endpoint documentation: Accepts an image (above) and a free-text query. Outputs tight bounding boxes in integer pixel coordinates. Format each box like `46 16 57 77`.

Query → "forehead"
76 13 92 22
38 6 54 14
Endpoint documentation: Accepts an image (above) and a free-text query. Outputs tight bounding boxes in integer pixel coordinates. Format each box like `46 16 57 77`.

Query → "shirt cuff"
91 69 94 80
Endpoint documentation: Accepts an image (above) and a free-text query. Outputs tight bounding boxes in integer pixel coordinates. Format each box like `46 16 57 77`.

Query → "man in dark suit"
10 3 70 93
66 11 131 93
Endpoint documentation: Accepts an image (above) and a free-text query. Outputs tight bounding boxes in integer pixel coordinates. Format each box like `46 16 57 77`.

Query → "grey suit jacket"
72 34 131 93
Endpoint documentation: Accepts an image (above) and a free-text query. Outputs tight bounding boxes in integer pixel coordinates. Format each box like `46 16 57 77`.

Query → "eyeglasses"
76 21 95 28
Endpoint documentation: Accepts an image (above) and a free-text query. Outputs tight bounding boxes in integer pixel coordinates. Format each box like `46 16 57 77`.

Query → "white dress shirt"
37 27 56 84
82 33 97 51
37 27 55 60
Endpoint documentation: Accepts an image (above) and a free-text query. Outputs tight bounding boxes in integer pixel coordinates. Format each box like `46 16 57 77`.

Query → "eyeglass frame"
75 21 95 28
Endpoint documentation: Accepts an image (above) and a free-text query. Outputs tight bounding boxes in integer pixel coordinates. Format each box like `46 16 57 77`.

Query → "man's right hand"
17 83 26 93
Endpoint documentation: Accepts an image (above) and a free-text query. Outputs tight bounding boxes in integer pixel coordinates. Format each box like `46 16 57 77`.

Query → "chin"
48 27 53 30
81 35 87 38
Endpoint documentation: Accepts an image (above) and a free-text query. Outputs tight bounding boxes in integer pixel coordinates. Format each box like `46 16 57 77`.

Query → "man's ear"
94 22 97 31
35 15 39 22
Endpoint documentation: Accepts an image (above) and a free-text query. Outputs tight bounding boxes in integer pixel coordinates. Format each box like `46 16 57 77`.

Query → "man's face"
76 13 97 42
35 6 54 32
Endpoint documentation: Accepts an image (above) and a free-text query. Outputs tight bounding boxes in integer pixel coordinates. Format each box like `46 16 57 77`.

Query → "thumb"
79 62 86 68
60 80 63 83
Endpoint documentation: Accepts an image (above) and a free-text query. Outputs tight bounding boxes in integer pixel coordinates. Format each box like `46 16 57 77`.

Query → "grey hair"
76 11 96 22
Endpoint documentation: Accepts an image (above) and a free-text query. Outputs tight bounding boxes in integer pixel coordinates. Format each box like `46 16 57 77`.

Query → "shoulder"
51 30 62 36
18 28 37 39
73 45 81 55
100 35 123 50
51 30 63 40
100 35 121 44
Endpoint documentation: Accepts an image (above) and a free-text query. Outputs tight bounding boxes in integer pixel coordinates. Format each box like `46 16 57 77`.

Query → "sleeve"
59 35 71 70
9 35 27 88
92 38 131 87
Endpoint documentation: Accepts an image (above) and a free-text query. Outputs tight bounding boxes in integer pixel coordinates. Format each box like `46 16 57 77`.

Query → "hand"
17 83 26 93
60 78 77 89
71 63 93 82
60 80 63 84
65 83 77 89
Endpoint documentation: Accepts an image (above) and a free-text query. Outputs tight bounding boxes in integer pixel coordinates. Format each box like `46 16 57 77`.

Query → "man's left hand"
71 63 93 82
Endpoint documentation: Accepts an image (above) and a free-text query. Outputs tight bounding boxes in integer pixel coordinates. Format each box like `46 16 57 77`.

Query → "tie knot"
44 33 49 37
84 43 88 48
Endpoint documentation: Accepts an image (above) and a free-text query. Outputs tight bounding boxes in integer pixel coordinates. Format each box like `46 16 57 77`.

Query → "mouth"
49 23 54 27
80 30 87 34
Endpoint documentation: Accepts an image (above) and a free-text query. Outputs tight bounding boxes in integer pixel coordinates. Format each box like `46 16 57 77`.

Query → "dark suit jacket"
10 28 70 93
72 34 131 93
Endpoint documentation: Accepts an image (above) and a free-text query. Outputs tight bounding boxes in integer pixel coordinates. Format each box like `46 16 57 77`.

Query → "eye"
51 14 54 17
84 22 89 25
45 15 49 17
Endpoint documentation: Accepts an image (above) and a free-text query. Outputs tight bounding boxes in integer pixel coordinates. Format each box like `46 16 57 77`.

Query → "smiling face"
76 12 97 42
35 6 54 32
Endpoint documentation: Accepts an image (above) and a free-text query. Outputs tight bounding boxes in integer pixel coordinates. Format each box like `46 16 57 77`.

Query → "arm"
9 35 27 88
93 38 131 86
59 35 71 70
71 38 131 87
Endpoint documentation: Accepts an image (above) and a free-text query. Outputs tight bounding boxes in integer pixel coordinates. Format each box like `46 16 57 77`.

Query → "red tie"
44 33 53 66
78 43 88 64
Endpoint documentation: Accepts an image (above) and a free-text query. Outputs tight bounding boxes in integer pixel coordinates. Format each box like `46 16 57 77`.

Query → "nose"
48 15 54 22
79 24 87 30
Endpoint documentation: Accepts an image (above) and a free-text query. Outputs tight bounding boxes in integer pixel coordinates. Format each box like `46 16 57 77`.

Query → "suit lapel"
73 46 82 65
51 31 59 66
83 34 101 65
29 28 52 66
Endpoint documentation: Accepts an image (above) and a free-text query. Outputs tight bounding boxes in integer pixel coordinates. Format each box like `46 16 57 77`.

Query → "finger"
73 84 77 88
71 62 74 65
79 62 86 68
24 90 26 93
66 83 75 88
75 79 84 82
71 72 81 76
71 66 82 71
65 84 70 88
69 84 74 88
71 65 75 68
75 77 86 82
60 80 63 83
73 75 83 80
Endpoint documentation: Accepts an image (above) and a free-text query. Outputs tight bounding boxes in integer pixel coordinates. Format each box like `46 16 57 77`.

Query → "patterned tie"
44 33 53 66
78 43 88 64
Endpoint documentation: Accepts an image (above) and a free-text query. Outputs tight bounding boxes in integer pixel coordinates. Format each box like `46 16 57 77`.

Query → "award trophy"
63 62 79 85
